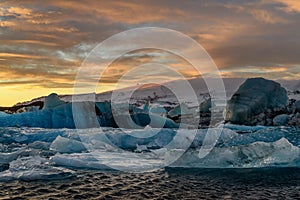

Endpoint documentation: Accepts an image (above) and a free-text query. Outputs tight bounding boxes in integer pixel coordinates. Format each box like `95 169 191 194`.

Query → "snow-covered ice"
0 125 300 180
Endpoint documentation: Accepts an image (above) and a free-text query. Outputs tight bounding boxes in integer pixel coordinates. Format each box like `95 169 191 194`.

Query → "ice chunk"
273 114 290 126
0 101 100 129
143 100 150 111
114 112 178 129
171 138 300 168
50 136 87 153
95 102 118 127
95 102 112 114
149 105 167 115
0 112 8 117
0 100 176 129
168 103 194 118
199 98 212 113
0 156 75 181
0 148 39 164
132 113 179 128
0 110 53 128
50 153 111 170
135 144 148 152
51 151 164 172
72 102 99 128
43 93 65 110
105 128 176 150
225 78 288 125
51 103 75 128
28 141 51 150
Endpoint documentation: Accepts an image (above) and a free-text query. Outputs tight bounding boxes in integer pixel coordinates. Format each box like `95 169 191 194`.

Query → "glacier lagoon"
1 125 300 181
1 93 300 198
1 125 300 198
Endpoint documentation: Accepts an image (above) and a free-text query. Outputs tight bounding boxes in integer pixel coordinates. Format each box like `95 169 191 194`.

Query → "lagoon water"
1 168 300 199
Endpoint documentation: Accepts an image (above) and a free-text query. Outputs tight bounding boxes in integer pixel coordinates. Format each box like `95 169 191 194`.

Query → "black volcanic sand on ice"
1 168 300 199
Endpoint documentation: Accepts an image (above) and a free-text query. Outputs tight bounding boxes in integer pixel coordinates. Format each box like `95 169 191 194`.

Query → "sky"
1 0 300 106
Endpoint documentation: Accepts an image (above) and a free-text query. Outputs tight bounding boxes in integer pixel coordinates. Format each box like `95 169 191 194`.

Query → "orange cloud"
272 0 300 13
0 21 16 27
0 0 300 106
7 7 32 16
250 9 287 24
50 1 189 24
0 53 48 59
1 40 60 47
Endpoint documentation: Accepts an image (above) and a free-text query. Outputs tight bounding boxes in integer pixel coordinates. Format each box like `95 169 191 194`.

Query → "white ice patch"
1 126 300 175
0 156 75 181
171 138 300 168
51 151 164 172
50 136 87 153
0 148 39 164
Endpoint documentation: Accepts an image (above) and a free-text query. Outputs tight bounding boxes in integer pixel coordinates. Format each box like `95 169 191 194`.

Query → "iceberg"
113 113 179 129
225 78 288 125
0 100 179 129
131 113 179 129
143 100 150 111
171 138 300 168
0 102 100 129
199 98 212 113
273 114 290 126
95 102 117 127
0 112 8 117
51 103 75 128
42 93 65 110
0 110 53 128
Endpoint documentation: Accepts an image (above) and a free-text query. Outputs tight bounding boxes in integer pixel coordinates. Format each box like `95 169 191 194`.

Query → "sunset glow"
1 0 300 106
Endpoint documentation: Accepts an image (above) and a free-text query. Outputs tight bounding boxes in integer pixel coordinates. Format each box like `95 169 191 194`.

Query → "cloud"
221 65 300 80
250 9 287 24
0 53 48 59
271 0 300 13
0 0 300 106
7 6 32 16
0 20 15 27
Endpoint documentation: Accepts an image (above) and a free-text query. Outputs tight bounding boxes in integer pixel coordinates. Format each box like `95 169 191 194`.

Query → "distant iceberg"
0 94 179 129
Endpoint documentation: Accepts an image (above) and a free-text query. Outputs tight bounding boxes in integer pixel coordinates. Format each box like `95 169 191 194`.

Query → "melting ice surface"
1 125 300 181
